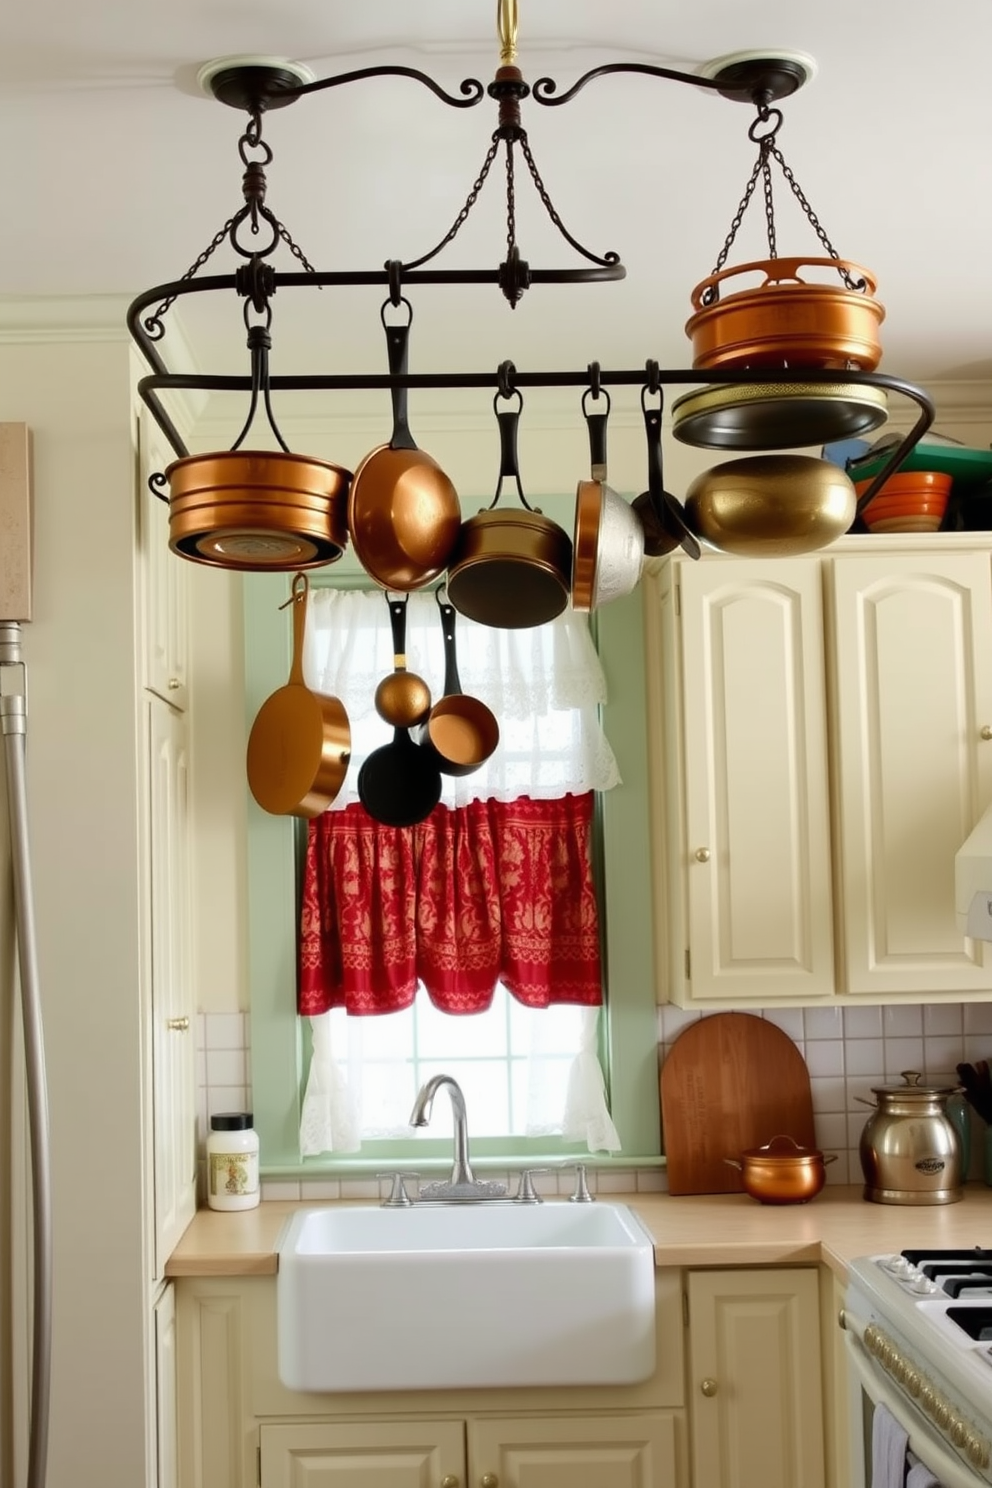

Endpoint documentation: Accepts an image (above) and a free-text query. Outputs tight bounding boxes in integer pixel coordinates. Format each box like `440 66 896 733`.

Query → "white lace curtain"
298 587 622 1157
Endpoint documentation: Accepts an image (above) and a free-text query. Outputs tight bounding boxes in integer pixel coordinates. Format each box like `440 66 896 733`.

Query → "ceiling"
3 1 991 400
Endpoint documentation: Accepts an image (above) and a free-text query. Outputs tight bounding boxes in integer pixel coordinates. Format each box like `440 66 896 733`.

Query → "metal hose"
1 622 52 1488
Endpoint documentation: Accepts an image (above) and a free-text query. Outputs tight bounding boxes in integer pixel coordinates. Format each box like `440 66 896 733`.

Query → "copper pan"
724 1135 837 1205
347 307 461 591
686 257 885 371
166 450 351 571
417 590 499 776
571 388 645 611
246 573 351 818
446 391 572 630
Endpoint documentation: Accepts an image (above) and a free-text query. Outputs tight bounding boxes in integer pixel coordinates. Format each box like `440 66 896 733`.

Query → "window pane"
417 993 509 1058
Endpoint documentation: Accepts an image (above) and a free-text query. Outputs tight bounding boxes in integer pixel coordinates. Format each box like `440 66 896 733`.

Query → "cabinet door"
687 1268 824 1488
259 1420 465 1488
138 409 189 709
829 552 992 993
469 1412 681 1488
147 698 196 1277
153 1284 178 1488
675 558 835 1002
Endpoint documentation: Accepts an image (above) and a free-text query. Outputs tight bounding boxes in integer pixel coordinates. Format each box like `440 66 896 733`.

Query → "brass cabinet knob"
481 1475 499 1488
168 676 181 690
981 725 992 740
166 1016 190 1032
700 1377 718 1397
441 1477 459 1488
695 847 711 863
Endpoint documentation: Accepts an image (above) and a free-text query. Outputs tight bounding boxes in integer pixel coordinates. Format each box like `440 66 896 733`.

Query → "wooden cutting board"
660 1012 816 1196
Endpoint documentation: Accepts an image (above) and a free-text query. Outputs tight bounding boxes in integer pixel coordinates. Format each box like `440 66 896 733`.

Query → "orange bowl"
855 470 951 533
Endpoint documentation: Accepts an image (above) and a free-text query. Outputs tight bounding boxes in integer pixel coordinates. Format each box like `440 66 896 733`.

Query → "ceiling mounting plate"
698 49 817 104
196 56 315 112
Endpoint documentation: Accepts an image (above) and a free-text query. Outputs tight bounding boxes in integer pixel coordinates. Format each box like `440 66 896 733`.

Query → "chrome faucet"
408 1074 507 1201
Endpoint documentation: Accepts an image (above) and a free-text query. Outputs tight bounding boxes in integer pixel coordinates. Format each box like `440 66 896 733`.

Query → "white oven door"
845 1311 986 1488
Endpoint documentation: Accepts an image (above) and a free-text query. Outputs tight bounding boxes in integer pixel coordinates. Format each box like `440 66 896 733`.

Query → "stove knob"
910 1275 937 1294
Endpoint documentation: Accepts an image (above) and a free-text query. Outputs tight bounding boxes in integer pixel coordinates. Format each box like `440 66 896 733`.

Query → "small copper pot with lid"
858 1071 964 1206
725 1135 837 1205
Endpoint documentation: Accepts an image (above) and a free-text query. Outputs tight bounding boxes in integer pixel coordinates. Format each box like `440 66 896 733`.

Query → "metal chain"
517 135 619 267
505 140 517 258
143 215 240 336
707 155 764 279
401 137 501 271
274 220 319 276
761 147 777 258
767 141 862 289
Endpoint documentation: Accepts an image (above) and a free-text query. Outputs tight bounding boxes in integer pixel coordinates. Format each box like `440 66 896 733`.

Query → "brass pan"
246 574 351 818
166 450 351 570
671 379 889 452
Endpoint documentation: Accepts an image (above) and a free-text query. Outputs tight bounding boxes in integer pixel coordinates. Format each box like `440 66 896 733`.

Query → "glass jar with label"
206 1112 260 1211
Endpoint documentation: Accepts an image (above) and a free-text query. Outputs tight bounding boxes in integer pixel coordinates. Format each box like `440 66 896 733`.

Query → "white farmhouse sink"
277 1201 657 1393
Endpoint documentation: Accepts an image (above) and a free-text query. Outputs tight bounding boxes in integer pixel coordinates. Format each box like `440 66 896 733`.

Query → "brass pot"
166 450 351 570
685 454 856 557
725 1135 837 1205
686 257 885 371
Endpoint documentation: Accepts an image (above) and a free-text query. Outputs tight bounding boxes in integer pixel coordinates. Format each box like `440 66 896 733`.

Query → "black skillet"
633 389 702 560
358 595 443 827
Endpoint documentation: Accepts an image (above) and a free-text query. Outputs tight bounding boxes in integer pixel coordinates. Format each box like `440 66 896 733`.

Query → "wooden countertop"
165 1183 992 1283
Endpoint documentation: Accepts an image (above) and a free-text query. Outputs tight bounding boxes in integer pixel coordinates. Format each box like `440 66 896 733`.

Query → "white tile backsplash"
195 1005 992 1198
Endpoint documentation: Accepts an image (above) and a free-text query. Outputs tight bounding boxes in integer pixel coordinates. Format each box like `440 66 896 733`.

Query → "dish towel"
872 1401 909 1488
906 1452 941 1488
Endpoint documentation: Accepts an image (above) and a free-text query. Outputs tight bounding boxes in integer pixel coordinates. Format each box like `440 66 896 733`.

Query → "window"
243 504 662 1175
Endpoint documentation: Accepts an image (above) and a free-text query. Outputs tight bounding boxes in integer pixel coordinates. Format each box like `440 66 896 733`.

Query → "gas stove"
845 1248 992 1484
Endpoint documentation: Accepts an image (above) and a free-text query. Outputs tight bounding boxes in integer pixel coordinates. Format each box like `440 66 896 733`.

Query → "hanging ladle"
374 593 432 729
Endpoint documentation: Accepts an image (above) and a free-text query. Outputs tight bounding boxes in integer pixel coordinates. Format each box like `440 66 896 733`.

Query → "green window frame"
243 497 661 1178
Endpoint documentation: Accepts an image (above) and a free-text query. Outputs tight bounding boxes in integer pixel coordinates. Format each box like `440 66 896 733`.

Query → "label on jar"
209 1149 259 1199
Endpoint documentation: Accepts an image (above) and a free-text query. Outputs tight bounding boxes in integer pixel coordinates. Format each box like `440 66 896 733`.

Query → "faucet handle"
560 1162 595 1203
513 1168 549 1203
377 1172 418 1208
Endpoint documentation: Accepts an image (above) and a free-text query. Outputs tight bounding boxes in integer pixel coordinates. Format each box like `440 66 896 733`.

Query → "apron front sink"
276 1201 657 1392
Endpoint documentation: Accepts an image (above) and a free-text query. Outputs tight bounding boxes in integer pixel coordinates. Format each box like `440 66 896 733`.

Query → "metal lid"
869 1070 960 1099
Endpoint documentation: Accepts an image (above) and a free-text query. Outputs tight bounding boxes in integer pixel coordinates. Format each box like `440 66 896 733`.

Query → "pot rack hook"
644 358 661 396
582 361 610 415
380 286 412 328
386 258 405 309
496 358 518 402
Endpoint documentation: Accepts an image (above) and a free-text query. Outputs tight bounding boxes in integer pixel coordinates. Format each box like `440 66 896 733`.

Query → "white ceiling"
3 1 992 396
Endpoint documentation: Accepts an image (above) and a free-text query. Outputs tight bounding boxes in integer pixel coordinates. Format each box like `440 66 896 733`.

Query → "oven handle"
842 1308 987 1488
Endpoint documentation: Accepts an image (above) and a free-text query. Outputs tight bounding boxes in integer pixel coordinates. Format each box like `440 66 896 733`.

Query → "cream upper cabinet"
138 408 188 710
686 1267 825 1488
827 550 992 994
645 556 835 1004
645 537 992 1007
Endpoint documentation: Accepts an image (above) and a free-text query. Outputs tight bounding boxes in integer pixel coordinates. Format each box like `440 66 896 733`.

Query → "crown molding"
0 294 134 344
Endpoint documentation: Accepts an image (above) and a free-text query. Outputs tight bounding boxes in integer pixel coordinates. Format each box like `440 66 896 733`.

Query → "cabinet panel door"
687 1268 824 1488
138 409 189 709
153 1284 178 1488
829 552 992 993
469 1412 681 1488
259 1420 464 1488
678 559 835 1000
148 699 196 1277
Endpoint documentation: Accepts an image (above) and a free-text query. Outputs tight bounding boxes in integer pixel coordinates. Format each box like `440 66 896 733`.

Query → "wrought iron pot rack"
126 10 938 523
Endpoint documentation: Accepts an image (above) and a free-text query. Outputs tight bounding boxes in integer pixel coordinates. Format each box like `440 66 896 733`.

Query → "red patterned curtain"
299 792 602 1016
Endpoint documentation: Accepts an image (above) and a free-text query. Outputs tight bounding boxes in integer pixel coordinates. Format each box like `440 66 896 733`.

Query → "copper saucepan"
374 594 432 730
446 387 573 630
246 573 351 818
417 589 499 776
347 302 461 591
724 1135 838 1205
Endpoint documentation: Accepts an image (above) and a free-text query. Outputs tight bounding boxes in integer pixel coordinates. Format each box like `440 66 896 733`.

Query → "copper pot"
725 1135 837 1205
417 591 499 776
571 392 645 612
166 449 351 570
347 313 461 591
374 594 432 730
446 393 572 630
686 257 885 371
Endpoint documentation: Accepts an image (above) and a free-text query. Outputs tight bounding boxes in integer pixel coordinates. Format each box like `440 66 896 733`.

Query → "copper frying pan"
246 573 351 818
418 589 499 776
347 302 461 591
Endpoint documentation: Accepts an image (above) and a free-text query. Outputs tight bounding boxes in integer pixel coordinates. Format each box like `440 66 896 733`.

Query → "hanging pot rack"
127 2 938 529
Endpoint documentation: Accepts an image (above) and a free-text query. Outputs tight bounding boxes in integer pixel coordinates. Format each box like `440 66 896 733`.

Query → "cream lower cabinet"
645 537 992 1007
685 1267 825 1488
175 1272 687 1488
260 1413 679 1487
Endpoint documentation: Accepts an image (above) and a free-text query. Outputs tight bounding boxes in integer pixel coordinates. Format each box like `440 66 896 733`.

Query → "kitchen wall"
196 1001 992 1193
